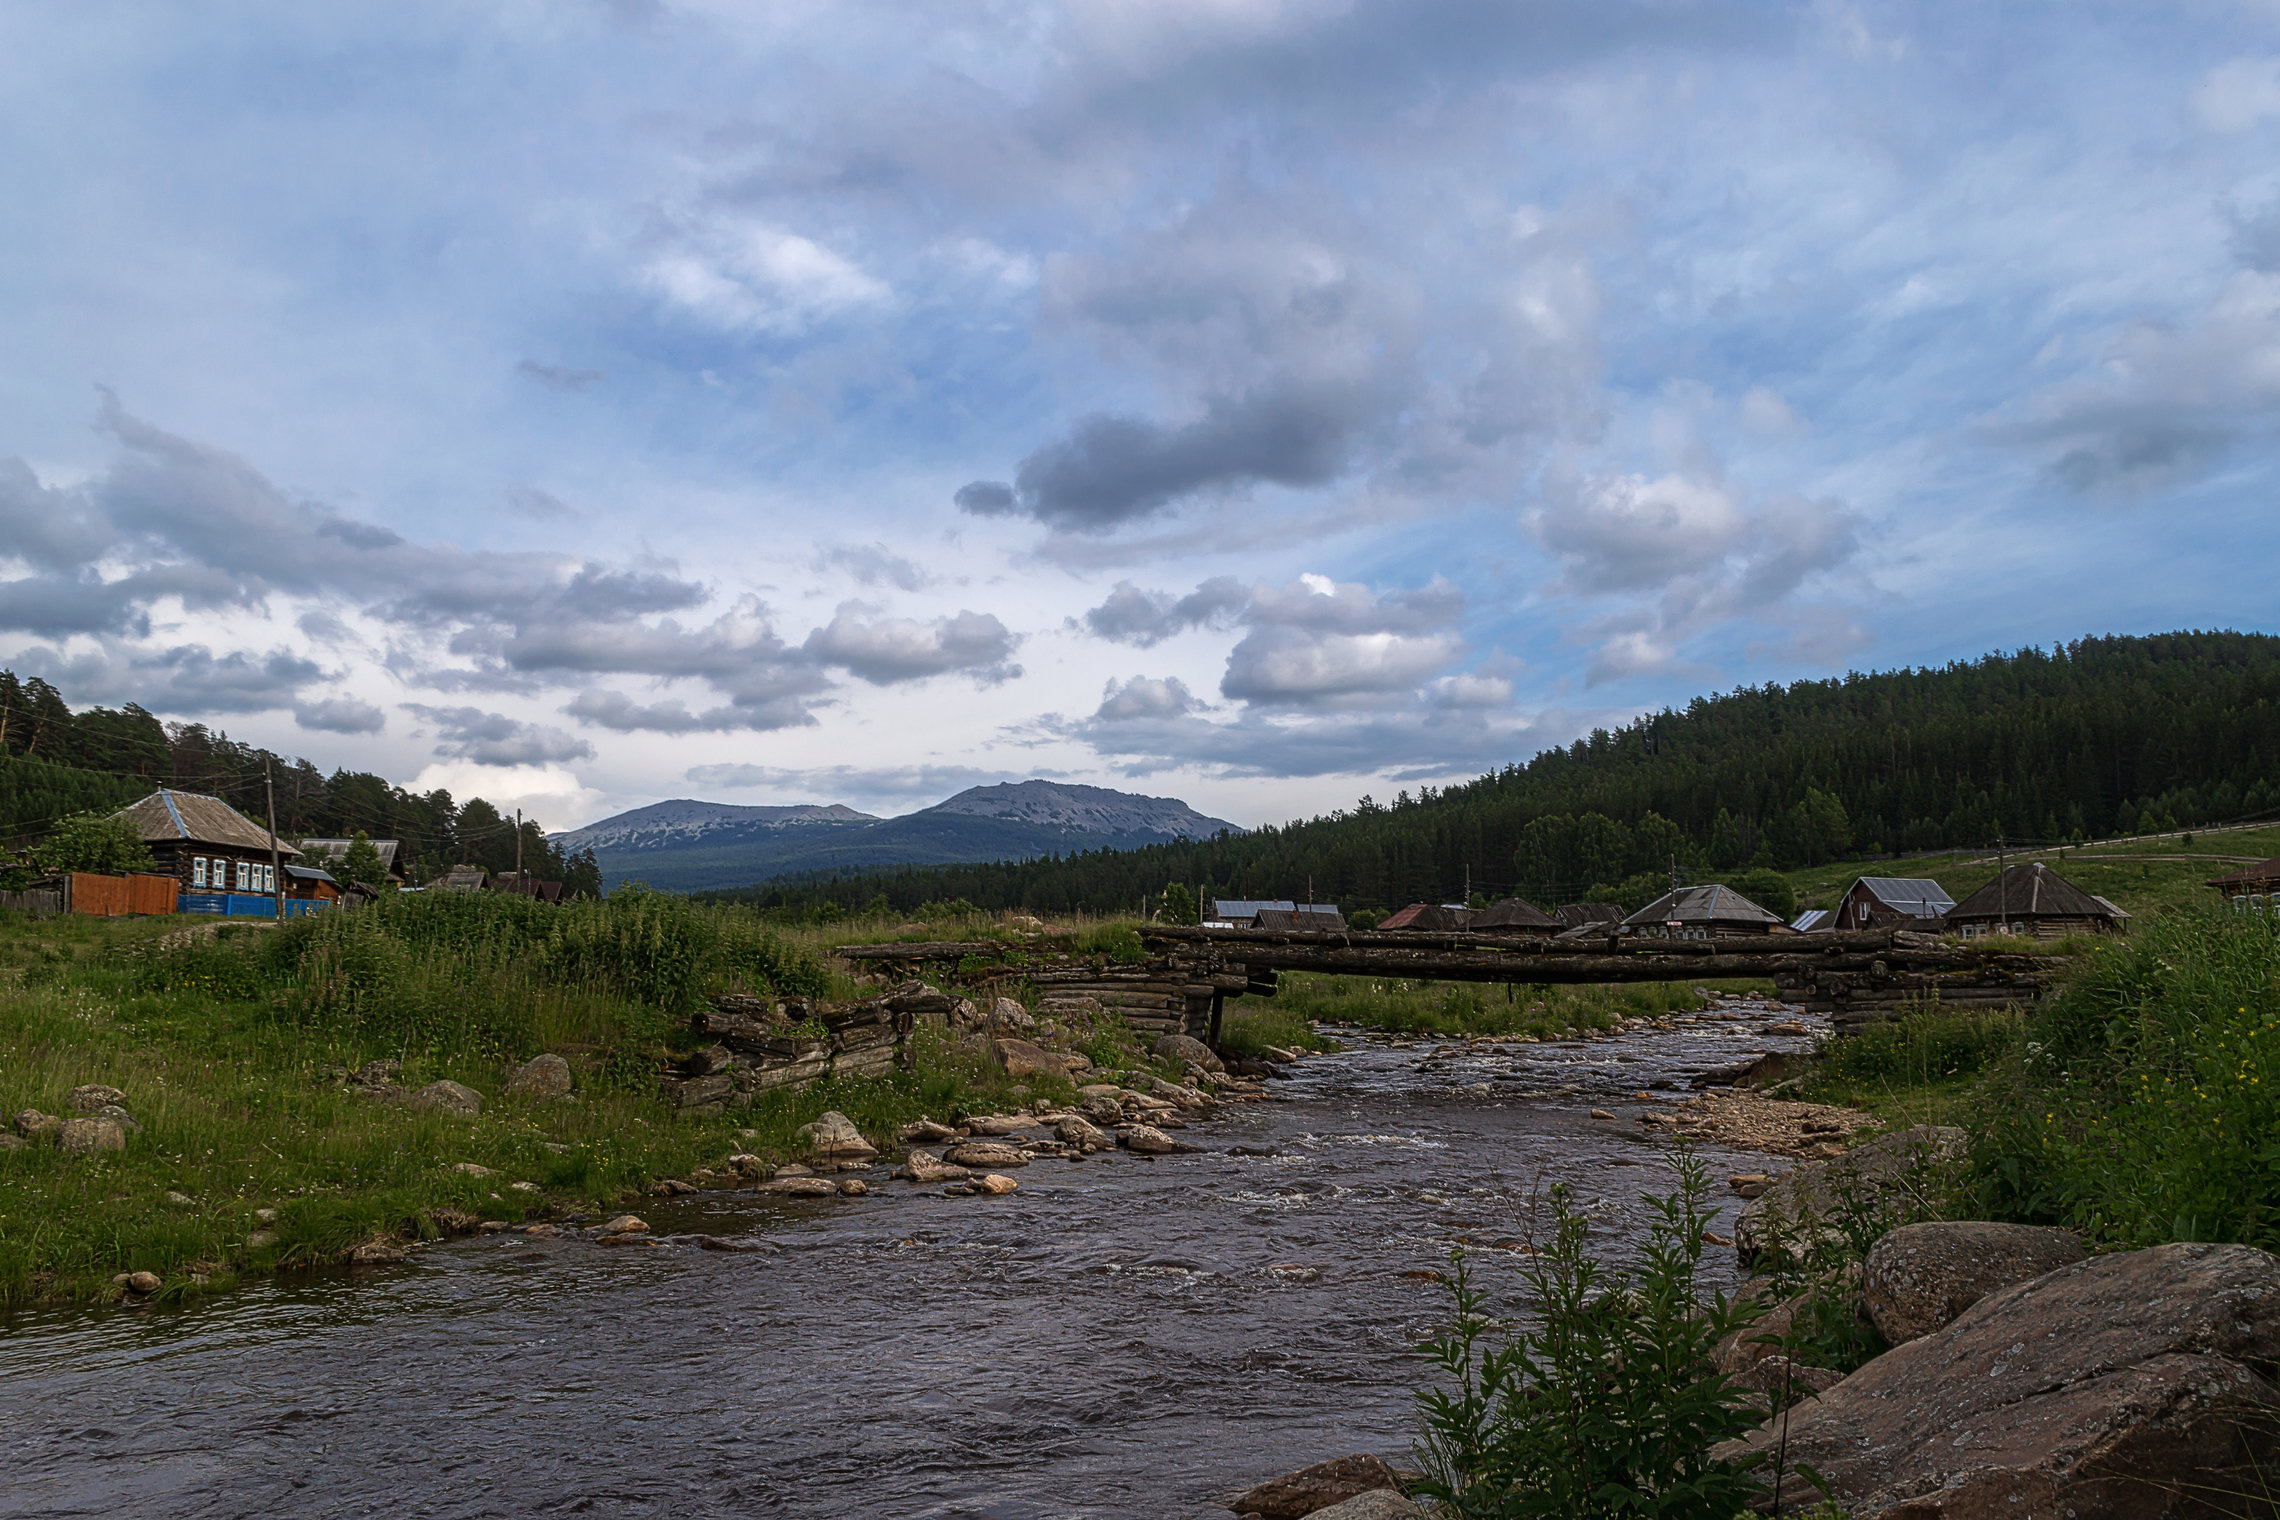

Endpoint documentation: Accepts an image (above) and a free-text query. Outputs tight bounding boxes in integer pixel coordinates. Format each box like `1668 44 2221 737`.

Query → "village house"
1379 902 1472 931
1208 898 1296 928
295 837 409 886
1551 902 1626 939
113 789 299 908
2207 856 2280 914
1251 905 1348 932
1622 883 1786 938
1469 896 1560 935
1943 861 2131 938
1819 876 1957 932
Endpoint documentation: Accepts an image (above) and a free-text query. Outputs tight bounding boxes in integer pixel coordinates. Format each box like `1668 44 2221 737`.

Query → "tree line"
0 671 600 895
699 630 2280 919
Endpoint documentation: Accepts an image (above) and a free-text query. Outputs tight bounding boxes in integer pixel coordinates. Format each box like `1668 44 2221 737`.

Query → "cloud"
562 687 810 734
642 214 891 333
404 703 596 766
1094 674 1204 722
816 542 932 591
1081 576 1248 645
2194 57 2280 133
294 696 386 734
1222 626 1464 707
803 604 1021 684
516 360 604 392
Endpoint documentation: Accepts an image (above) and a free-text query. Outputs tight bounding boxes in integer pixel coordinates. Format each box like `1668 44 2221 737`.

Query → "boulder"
1228 1452 1401 1519
90 1104 141 1134
1153 1033 1224 1073
1079 1083 1126 1102
795 1111 878 1163
1302 1493 1425 1520
1122 1124 1189 1156
762 1176 840 1198
897 1118 959 1144
971 1173 1019 1195
598 1214 649 1235
943 1141 1028 1169
1734 1124 1966 1263
58 1117 125 1155
1056 1114 1110 1150
1079 1093 1125 1126
67 1083 127 1113
125 1270 162 1295
1863 1221 2088 1345
990 1038 1069 1080
964 1114 1038 1136
407 1080 484 1116
897 1150 971 1183
989 996 1036 1032
13 1109 61 1141
836 1179 868 1197
503 1054 573 1100
1715 1241 2280 1518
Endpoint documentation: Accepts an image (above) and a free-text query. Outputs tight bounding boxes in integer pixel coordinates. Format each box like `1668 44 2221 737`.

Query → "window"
192 857 207 888
263 864 274 894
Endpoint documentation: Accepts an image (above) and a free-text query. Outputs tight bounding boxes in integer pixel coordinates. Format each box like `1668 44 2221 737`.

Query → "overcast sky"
4 2 2277 831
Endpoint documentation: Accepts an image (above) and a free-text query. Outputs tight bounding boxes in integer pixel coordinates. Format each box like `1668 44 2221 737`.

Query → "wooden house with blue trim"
112 789 304 916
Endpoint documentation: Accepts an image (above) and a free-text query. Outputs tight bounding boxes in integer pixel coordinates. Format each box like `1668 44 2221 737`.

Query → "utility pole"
1997 836 2009 935
264 755 282 921
515 809 524 885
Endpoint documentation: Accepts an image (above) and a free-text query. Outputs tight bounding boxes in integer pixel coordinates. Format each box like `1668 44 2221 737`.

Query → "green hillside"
703 631 2280 918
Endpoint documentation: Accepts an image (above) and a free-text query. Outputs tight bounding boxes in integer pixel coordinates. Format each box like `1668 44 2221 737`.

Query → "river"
0 1001 1816 1519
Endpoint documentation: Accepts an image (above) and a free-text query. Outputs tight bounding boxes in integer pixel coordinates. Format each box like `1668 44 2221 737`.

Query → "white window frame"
192 857 207 888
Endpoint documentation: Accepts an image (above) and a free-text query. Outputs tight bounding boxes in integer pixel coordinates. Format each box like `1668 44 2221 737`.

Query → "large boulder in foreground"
1864 1221 2087 1345
795 1111 877 1164
1716 1241 2280 1518
1734 1124 1966 1263
1227 1452 1400 1518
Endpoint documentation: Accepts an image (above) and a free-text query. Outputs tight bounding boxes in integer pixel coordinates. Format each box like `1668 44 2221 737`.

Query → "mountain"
557 781 1240 892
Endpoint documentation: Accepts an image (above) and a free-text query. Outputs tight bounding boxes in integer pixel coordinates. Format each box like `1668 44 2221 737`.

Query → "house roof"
282 864 338 883
1945 862 2127 922
115 790 299 858
2207 857 2280 890
1553 902 1624 929
1253 906 1348 932
1212 899 1295 918
1380 902 1471 931
1470 895 1558 930
1622 883 1783 928
297 838 401 870
1849 876 1956 918
1792 908 1836 932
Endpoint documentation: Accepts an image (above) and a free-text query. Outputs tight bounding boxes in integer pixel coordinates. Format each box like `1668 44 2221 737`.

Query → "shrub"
1814 1006 2022 1089
1413 1149 1771 1519
1976 907 2280 1249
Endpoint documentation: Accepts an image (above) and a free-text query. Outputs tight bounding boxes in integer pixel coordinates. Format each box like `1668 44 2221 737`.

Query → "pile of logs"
659 984 963 1110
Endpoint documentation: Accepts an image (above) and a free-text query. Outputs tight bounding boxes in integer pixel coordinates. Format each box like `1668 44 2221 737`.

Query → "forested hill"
703 630 2280 918
0 670 596 891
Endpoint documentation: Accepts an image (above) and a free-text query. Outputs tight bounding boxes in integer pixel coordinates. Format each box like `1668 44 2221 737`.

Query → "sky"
4 1 2279 833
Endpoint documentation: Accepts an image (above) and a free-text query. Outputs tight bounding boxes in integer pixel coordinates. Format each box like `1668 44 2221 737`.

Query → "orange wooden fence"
69 872 181 917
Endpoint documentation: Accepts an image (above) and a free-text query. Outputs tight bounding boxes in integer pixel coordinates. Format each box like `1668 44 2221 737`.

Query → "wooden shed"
1209 898 1295 928
112 789 298 911
1943 862 2131 939
1829 876 1957 932
1622 884 1785 939
1380 902 1473 931
1252 905 1348 932
1469 896 1559 936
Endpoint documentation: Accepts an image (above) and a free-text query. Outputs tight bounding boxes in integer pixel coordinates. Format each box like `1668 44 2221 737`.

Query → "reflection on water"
0 1003 1814 1520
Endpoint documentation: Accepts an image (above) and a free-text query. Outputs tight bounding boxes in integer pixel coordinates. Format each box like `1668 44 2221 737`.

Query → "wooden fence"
67 872 180 917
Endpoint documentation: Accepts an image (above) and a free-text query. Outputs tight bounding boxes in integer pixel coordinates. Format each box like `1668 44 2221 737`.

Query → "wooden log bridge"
839 927 2069 1040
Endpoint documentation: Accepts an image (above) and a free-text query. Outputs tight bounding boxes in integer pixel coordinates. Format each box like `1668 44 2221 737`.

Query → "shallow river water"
0 1004 1819 1520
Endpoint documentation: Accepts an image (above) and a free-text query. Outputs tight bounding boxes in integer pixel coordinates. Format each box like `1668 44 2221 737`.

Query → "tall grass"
1976 907 2280 1250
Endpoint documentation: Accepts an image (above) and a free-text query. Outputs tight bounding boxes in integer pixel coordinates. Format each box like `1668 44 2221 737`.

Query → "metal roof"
1621 883 1783 927
1212 899 1295 917
1850 876 1956 917
1792 908 1836 932
1471 896 1559 930
1947 862 2126 922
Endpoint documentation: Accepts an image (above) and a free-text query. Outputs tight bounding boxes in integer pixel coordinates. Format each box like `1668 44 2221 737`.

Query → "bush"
1976 908 2280 1249
35 811 155 875
1413 1149 1771 1518
1814 1007 2022 1089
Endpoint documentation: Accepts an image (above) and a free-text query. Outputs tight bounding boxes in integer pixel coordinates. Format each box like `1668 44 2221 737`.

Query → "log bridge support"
842 927 2066 1040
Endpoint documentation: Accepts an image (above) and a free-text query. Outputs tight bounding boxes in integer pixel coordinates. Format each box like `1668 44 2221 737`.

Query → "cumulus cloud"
642 214 891 333
1082 576 1249 645
562 688 810 734
404 704 597 766
1094 674 1203 722
816 542 932 591
803 604 1022 684
294 697 386 734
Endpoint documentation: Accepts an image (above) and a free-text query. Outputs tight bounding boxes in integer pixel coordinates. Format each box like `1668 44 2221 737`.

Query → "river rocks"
971 1173 1019 1195
1143 1076 1208 1109
651 1178 698 1196
1122 1124 1190 1155
943 1141 1028 1169
795 1111 878 1164
899 1150 971 1183
1153 1033 1224 1073
1734 1124 1967 1263
245 1229 279 1250
1590 1108 1615 1120
407 1080 484 1116
348 1239 406 1265
1056 1114 1110 1150
1862 1220 2088 1345
1728 1172 1771 1198
963 1114 1038 1136
510 1181 539 1193
990 996 1035 1032
990 1037 1069 1080
837 1179 868 1197
599 1215 649 1235
1227 1452 1401 1518
1717 1241 2280 1518
724 1153 772 1179
762 1176 841 1198
1080 1082 1125 1102
504 1053 573 1100
1079 1093 1125 1126
125 1270 162 1295
58 1117 126 1155
1300 1493 1424 1520
898 1118 959 1144
67 1083 127 1112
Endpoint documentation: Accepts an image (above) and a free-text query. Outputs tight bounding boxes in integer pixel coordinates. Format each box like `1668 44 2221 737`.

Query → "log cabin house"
1379 902 1473 931
113 789 299 911
2207 857 2280 914
1823 876 1957 932
1943 861 2131 938
1622 883 1786 938
1469 896 1560 935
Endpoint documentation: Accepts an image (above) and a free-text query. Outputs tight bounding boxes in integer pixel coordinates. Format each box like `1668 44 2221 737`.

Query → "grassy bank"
1257 972 1753 1040
0 895 1102 1311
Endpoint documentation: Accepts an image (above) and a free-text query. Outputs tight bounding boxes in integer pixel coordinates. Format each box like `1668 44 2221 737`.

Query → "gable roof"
1380 902 1471 931
298 838 402 870
1253 906 1349 932
1470 895 1558 931
2207 857 2280 891
115 790 299 858
1850 876 1956 918
1945 862 2126 922
1622 883 1783 928
1792 908 1836 932
1553 902 1624 930
1212 899 1296 919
